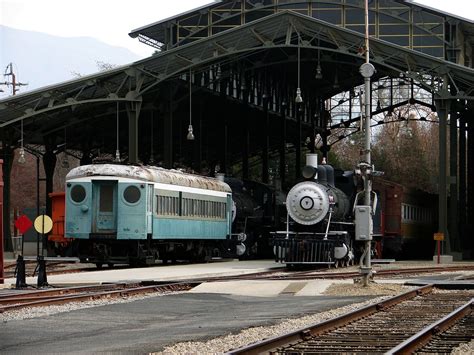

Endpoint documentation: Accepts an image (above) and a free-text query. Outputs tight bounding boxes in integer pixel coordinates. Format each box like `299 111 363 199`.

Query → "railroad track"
0 281 198 313
228 285 473 354
258 265 474 280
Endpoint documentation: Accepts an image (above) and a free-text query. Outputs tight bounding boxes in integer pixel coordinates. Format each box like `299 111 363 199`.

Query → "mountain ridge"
0 25 142 97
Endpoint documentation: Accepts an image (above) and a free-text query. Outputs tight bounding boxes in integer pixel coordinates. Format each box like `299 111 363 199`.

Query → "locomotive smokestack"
302 154 319 180
306 154 318 169
216 173 225 182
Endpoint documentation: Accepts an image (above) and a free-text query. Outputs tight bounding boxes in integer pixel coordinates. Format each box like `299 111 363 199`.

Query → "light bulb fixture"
187 69 195 141
315 63 323 80
295 88 303 103
18 147 26 164
187 124 195 140
333 71 340 90
61 154 70 169
315 35 323 80
62 127 69 169
18 119 26 164
295 44 303 103
149 111 154 164
115 102 121 162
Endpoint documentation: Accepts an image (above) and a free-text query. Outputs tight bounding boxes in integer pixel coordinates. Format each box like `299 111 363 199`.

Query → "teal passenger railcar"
65 164 243 267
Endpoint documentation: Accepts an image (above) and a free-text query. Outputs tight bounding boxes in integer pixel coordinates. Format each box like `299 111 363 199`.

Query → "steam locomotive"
225 177 286 258
272 154 358 267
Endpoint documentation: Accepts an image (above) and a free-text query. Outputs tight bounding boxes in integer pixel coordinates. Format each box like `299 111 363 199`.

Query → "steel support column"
449 109 459 251
43 154 55 218
295 103 302 180
222 107 228 175
262 98 269 183
468 115 474 252
459 111 467 228
163 89 173 169
242 105 249 180
279 103 287 187
435 98 450 254
0 145 13 253
126 102 142 164
310 103 316 154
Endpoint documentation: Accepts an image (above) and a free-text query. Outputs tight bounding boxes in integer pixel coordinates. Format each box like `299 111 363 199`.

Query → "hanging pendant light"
187 68 195 140
333 70 340 90
149 111 155 164
315 37 323 80
315 63 323 80
18 119 26 164
295 44 303 103
61 127 70 169
115 101 121 162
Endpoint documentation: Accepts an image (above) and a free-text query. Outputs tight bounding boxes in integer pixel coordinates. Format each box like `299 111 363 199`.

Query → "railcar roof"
66 164 231 193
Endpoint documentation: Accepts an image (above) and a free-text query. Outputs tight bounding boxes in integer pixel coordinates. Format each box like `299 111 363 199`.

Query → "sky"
0 0 213 57
1 0 473 58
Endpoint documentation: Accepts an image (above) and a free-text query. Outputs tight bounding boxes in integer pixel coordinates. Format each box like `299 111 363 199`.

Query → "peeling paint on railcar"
66 164 231 192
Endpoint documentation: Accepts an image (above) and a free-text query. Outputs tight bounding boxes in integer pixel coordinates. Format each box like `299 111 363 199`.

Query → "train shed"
0 0 473 258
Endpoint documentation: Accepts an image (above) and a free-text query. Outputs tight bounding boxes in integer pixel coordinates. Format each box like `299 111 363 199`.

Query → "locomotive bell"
286 181 330 225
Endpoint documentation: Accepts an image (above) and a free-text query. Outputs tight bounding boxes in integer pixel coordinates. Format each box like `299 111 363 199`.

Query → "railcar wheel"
108 263 114 268
95 263 103 269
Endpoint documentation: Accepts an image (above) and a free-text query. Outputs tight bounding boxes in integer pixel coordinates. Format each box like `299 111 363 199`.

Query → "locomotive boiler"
225 177 286 258
272 154 356 267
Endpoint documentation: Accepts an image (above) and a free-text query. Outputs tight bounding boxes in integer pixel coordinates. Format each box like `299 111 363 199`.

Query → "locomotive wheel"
108 263 114 268
95 263 103 269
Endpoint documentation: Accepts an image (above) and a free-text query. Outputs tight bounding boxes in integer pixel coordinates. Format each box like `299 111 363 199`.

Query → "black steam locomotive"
272 154 359 267
225 177 286 258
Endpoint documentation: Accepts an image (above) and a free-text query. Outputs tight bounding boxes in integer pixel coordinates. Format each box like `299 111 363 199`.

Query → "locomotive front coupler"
231 233 247 242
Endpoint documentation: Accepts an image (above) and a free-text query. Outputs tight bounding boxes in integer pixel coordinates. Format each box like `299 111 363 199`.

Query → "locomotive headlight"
300 196 314 210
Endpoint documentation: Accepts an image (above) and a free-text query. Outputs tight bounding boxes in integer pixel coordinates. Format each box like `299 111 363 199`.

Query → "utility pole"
356 0 376 287
2 63 28 96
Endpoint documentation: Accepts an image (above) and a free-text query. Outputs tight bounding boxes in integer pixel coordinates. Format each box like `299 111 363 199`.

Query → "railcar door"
92 181 117 233
146 184 154 234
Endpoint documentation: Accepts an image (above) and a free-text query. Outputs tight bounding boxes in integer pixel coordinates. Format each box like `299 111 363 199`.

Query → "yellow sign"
433 232 444 241
34 215 53 234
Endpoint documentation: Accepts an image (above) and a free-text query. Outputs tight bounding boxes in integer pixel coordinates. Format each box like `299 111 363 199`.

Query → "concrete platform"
2 259 284 288
189 279 354 297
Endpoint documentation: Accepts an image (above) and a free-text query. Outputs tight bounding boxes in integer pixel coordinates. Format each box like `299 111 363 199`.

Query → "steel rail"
260 265 474 280
387 298 474 354
226 284 434 354
0 282 199 313
0 283 137 300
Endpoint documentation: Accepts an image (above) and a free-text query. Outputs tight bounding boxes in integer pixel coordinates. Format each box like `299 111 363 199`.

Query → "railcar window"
100 185 114 212
70 185 86 203
164 197 227 219
124 186 141 204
